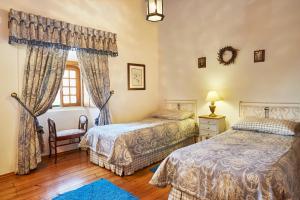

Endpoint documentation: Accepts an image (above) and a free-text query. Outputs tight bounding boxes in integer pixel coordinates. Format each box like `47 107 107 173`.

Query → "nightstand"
198 115 226 141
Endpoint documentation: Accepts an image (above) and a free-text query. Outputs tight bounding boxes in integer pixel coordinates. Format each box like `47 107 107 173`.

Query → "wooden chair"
48 115 88 163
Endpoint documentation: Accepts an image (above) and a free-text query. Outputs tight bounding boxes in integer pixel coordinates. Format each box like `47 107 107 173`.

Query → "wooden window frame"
61 61 82 107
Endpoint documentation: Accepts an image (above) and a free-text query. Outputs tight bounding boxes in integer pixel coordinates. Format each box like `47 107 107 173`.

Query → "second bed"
150 102 300 200
80 100 198 176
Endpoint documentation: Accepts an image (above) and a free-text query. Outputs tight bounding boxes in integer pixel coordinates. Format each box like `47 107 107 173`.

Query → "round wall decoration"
217 46 239 65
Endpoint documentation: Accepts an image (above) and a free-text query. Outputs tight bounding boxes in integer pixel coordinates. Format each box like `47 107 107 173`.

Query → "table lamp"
206 91 221 117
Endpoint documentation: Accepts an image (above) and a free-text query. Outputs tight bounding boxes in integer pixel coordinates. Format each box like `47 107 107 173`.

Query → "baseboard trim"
0 172 15 178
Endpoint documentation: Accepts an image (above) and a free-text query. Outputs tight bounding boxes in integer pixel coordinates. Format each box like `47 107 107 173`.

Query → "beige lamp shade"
206 91 221 102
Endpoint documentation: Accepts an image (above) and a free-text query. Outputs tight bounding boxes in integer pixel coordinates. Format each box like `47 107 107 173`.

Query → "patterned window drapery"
77 51 112 125
17 45 68 175
8 8 117 174
8 9 118 56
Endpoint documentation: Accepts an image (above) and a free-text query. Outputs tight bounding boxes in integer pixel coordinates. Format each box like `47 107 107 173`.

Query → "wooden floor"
0 150 170 200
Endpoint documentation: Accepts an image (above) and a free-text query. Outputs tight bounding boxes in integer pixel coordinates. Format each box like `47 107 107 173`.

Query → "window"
52 61 81 107
62 61 81 106
52 50 95 108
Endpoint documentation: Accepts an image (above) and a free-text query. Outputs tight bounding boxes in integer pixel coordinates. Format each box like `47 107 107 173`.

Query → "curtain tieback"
11 93 45 151
95 90 114 126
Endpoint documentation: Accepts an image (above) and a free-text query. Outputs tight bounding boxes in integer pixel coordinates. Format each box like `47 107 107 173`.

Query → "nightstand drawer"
199 118 217 125
199 123 218 131
200 130 218 137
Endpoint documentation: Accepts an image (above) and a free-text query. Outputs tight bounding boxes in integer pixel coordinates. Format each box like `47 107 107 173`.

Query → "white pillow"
152 109 194 120
232 117 300 136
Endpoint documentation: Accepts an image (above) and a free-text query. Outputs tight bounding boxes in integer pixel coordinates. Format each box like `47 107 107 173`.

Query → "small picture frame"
127 63 146 90
198 57 206 68
254 50 265 63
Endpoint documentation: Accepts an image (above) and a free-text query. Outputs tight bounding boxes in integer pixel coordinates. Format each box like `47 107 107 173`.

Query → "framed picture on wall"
127 63 146 90
254 50 265 62
198 57 206 68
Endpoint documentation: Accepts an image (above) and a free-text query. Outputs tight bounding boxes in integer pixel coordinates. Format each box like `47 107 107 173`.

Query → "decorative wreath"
217 46 239 65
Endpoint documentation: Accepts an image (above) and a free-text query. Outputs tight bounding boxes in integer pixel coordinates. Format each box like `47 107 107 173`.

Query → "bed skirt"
169 187 199 200
89 136 196 176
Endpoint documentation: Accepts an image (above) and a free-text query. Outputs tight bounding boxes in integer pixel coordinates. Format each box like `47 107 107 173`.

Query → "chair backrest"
48 118 57 138
78 115 88 132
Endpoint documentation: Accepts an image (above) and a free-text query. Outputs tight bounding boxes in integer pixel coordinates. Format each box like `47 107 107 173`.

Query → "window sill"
48 106 88 112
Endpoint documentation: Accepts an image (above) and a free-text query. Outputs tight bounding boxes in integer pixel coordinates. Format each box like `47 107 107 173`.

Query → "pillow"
232 117 299 136
151 109 194 120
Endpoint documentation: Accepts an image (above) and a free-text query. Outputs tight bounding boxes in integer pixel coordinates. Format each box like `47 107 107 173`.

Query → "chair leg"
55 142 57 164
48 140 51 158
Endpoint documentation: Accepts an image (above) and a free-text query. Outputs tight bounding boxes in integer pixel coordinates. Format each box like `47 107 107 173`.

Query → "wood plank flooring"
0 150 170 200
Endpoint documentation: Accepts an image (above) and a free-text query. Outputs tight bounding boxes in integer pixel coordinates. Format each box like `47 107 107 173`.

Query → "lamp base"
209 113 217 117
209 103 217 118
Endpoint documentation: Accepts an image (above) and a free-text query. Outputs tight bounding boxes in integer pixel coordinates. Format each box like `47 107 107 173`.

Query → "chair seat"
56 129 86 140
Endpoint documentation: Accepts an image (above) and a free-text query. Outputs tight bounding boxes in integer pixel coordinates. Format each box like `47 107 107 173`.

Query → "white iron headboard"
163 100 197 121
240 101 300 122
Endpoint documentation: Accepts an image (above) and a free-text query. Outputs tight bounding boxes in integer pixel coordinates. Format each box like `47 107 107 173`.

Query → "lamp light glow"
206 91 221 102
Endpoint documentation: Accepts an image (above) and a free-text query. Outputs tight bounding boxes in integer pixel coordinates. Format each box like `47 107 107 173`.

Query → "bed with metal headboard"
151 101 300 200
239 101 300 121
81 99 198 176
163 100 198 121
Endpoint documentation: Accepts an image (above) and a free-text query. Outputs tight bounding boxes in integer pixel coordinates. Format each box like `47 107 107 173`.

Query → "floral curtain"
8 8 117 174
8 9 118 56
77 51 112 125
17 45 67 175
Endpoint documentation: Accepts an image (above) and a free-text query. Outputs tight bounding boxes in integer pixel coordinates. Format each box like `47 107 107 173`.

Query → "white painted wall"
159 0 300 126
0 0 160 175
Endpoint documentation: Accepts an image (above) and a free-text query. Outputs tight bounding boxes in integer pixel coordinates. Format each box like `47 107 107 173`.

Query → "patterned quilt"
79 118 197 166
150 129 300 200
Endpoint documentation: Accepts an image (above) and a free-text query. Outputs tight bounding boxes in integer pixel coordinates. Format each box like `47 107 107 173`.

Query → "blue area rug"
52 178 138 200
150 164 160 173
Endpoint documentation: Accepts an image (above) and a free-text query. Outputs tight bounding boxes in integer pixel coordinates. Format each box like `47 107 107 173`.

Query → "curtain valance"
8 9 118 56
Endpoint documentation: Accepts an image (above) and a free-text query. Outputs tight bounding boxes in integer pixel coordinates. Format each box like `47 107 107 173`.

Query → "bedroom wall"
159 0 300 126
0 0 159 175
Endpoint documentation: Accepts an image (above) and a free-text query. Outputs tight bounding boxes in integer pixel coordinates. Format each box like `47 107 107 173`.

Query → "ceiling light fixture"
146 0 164 22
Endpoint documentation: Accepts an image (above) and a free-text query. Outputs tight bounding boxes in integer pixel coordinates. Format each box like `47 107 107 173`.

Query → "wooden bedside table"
198 115 226 141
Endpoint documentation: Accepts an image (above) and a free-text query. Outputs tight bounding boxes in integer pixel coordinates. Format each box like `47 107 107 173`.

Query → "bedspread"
150 130 300 200
79 118 197 166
